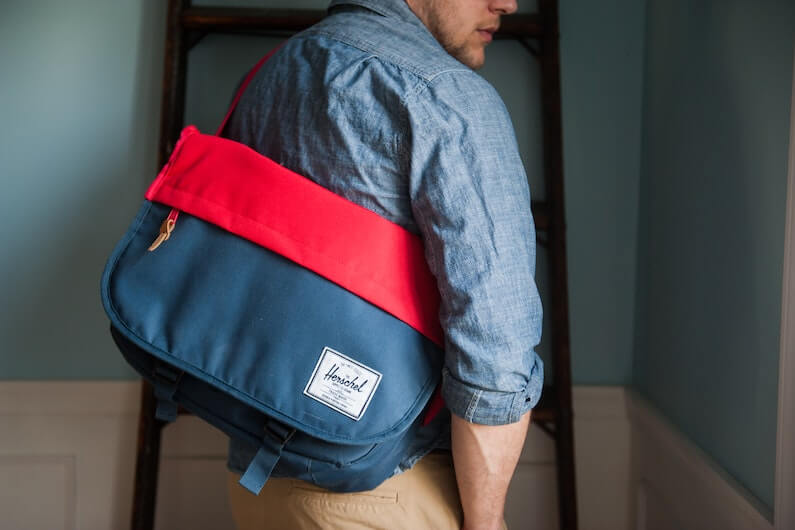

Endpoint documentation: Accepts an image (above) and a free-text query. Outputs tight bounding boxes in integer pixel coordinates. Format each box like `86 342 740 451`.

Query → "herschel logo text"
304 347 382 421
323 363 368 392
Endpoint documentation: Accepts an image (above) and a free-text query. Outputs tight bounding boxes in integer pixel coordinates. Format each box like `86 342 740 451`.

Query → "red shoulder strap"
215 45 284 137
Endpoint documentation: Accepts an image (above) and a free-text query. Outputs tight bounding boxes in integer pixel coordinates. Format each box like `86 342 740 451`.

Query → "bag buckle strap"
152 362 184 422
238 420 296 495
264 420 295 446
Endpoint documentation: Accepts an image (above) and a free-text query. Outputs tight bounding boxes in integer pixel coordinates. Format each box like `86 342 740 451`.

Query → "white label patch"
303 347 381 421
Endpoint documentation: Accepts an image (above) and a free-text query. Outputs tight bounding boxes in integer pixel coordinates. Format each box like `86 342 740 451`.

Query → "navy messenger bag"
100 49 445 495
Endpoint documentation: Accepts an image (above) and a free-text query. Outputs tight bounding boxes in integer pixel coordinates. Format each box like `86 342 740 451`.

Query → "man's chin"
456 48 486 70
463 52 486 70
445 41 486 70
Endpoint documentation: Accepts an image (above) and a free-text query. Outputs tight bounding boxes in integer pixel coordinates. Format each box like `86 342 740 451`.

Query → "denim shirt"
226 0 544 476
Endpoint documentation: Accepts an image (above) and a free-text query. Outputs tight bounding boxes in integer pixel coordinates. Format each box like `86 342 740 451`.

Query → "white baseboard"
569 386 633 530
627 389 773 530
11 382 775 530
0 382 141 530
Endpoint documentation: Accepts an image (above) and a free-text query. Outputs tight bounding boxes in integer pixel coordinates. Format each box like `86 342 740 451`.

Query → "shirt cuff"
440 354 544 426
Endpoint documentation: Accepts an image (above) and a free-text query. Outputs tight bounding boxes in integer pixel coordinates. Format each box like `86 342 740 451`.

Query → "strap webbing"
152 363 183 422
215 45 284 137
238 421 296 495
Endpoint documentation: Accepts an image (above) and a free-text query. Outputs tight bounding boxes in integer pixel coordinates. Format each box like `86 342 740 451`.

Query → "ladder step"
180 7 544 38
182 7 325 33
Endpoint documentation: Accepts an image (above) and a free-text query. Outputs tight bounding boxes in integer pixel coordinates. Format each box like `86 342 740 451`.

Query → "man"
225 0 544 528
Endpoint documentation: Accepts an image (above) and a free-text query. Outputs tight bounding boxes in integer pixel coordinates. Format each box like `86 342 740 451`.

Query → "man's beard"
444 39 483 70
425 10 484 69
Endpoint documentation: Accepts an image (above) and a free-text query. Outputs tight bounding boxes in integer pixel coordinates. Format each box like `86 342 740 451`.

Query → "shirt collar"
327 0 426 30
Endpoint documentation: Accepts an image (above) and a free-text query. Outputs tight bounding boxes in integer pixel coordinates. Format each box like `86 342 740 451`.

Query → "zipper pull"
148 209 180 251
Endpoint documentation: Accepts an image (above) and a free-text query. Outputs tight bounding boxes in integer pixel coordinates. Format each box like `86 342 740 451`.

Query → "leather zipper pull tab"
148 209 179 251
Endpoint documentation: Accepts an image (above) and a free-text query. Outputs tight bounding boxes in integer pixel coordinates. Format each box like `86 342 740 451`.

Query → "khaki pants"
227 452 480 530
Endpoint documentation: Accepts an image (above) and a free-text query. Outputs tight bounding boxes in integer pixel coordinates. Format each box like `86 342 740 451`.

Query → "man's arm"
452 411 531 530
406 72 544 527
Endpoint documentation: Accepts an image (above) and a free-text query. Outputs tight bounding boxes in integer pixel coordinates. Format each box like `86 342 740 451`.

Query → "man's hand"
451 410 531 530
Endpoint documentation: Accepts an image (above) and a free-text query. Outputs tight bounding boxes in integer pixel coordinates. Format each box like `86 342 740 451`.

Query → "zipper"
148 208 180 251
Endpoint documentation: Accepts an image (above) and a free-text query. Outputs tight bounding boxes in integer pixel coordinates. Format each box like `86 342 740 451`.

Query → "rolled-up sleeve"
406 71 544 425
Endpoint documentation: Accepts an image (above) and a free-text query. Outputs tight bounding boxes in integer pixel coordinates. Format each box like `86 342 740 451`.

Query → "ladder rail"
538 0 578 527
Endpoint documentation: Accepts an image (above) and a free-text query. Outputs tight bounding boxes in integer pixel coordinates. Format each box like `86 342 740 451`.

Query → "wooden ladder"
132 1 577 528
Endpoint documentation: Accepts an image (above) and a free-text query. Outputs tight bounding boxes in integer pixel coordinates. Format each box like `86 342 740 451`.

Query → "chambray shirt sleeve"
406 71 544 426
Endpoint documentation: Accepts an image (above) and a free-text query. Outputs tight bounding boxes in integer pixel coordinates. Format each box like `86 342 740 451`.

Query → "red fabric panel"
146 126 444 347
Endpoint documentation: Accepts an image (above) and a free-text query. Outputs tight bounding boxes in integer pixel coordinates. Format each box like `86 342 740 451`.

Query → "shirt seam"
302 29 472 88
462 389 478 421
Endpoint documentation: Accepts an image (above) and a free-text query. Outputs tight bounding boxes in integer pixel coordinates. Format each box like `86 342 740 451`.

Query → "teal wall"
0 0 167 379
558 0 645 384
0 0 646 385
633 0 795 516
